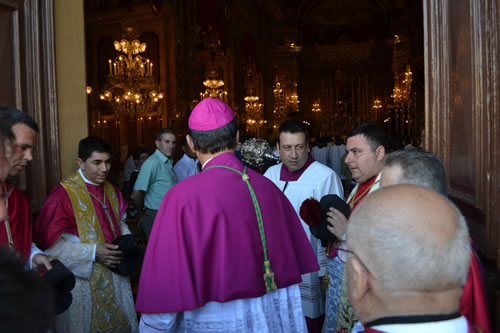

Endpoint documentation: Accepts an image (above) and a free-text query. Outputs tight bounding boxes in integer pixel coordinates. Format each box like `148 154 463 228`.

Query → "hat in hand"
110 234 144 276
299 194 351 246
40 259 75 314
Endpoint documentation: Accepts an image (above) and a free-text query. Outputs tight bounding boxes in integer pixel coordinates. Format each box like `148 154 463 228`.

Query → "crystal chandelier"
99 28 164 118
200 70 227 102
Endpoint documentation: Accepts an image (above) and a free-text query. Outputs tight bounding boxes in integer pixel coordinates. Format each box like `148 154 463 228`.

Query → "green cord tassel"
263 259 277 292
206 165 278 293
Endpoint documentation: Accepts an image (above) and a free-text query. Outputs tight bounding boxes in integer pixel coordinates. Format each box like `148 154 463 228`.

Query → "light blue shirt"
133 149 177 210
174 154 199 182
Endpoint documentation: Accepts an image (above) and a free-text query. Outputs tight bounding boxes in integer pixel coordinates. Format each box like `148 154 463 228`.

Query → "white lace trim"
139 284 307 333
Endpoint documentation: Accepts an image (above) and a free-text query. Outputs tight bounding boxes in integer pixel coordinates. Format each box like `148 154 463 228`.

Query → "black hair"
0 113 14 145
78 136 111 162
133 146 150 161
0 107 39 133
0 246 55 333
188 118 238 154
384 149 448 196
277 119 309 144
348 123 390 153
156 128 176 142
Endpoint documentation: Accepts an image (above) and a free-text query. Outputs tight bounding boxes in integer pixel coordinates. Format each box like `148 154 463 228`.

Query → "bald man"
379 149 491 332
345 185 473 332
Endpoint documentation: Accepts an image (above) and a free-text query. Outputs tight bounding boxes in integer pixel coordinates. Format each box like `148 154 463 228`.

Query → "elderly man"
0 107 51 270
132 128 177 240
380 149 491 333
264 119 343 331
345 185 473 332
35 136 138 333
324 123 389 332
136 98 319 332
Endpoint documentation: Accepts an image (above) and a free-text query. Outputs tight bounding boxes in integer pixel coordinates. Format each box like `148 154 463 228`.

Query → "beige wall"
54 0 88 178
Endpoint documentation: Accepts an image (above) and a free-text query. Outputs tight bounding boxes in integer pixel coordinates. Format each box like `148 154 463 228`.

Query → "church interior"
1 0 500 330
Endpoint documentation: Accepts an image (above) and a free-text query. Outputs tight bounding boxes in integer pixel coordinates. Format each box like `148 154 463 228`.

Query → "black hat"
300 194 351 247
110 234 144 276
40 259 75 314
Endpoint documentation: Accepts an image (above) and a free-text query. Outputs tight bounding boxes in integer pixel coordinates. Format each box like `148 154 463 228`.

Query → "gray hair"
384 149 447 196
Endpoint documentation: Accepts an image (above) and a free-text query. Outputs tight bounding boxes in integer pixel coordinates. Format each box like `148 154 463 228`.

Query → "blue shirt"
134 149 177 210
174 154 199 182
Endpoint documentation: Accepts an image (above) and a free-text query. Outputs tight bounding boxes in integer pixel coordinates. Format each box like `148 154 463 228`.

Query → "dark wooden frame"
0 0 60 211
424 0 500 263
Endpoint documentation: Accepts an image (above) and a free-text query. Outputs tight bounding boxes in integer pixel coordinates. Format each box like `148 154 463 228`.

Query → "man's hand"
326 207 348 240
32 253 52 272
95 243 123 269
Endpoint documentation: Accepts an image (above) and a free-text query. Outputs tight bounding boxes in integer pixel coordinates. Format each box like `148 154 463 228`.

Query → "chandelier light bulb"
101 32 164 117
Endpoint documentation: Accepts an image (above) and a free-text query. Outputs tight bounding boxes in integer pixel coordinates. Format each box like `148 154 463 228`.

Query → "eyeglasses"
332 242 356 263
334 242 376 280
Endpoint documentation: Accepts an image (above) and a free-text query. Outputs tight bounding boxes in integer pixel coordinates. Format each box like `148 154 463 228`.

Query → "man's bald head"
346 185 470 320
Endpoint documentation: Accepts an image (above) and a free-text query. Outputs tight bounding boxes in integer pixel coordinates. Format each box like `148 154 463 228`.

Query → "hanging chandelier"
200 70 227 102
99 28 164 118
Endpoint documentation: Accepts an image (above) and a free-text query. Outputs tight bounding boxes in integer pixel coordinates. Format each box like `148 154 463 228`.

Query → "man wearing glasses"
379 149 491 333
0 107 51 271
344 185 474 332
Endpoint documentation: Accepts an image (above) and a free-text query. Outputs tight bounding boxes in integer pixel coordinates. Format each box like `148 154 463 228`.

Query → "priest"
324 123 389 333
264 120 343 332
35 136 138 333
136 98 319 332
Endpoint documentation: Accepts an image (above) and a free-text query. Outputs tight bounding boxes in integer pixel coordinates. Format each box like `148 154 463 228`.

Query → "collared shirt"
368 315 469 333
134 149 177 210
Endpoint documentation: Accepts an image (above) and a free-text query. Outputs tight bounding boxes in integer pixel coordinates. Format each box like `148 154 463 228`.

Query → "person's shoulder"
140 153 160 170
42 183 68 205
263 163 281 177
310 160 334 174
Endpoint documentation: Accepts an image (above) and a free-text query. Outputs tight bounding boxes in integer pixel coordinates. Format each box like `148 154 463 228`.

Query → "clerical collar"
78 168 99 186
279 156 314 182
365 312 462 328
202 156 215 169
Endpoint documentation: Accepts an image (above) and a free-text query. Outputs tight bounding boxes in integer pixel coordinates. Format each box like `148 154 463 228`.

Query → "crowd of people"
0 99 491 332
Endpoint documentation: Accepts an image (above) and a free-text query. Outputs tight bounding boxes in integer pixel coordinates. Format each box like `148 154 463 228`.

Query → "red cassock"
34 182 127 250
460 247 491 333
0 184 32 259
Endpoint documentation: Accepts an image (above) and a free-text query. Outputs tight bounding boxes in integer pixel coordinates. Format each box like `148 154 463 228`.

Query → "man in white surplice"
264 120 343 332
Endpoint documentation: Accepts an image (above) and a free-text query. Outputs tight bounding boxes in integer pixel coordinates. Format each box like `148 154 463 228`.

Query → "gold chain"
348 180 380 209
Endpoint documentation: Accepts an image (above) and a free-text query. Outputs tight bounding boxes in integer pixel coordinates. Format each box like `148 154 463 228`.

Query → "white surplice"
264 161 343 319
139 284 306 333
